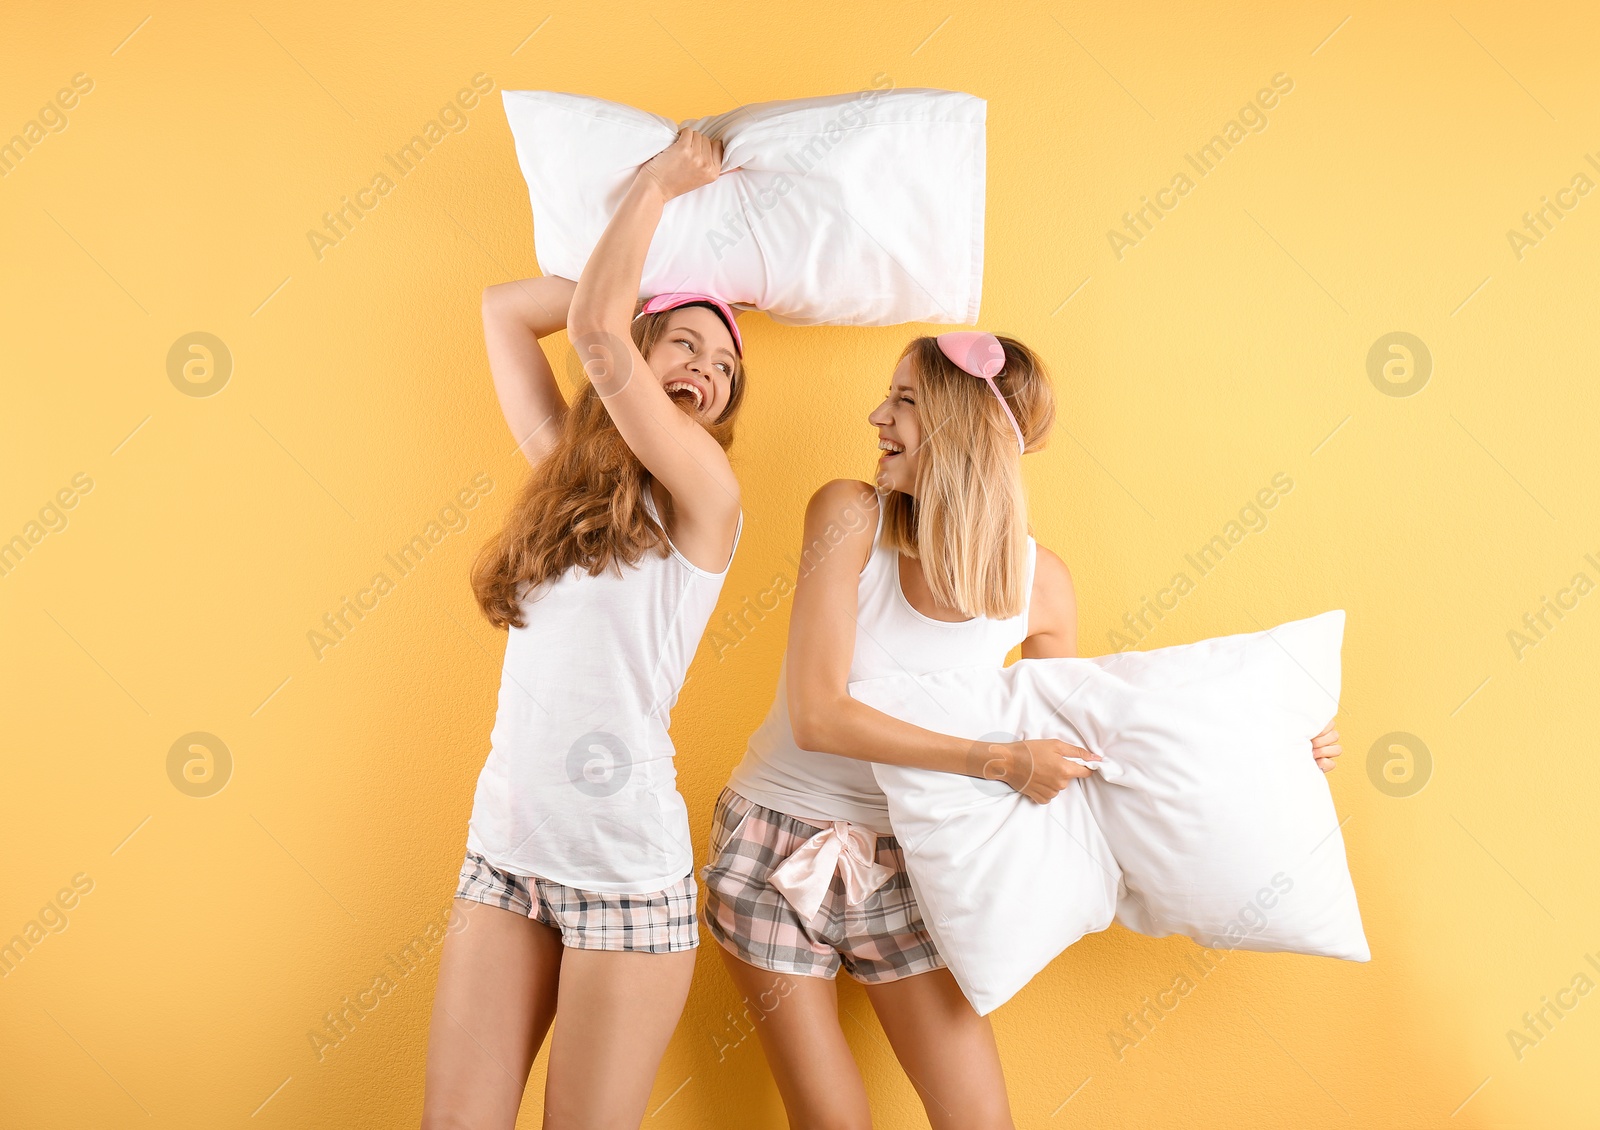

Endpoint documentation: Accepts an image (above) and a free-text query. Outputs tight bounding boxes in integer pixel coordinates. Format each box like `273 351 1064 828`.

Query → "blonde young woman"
420 130 746 1129
703 332 1344 1129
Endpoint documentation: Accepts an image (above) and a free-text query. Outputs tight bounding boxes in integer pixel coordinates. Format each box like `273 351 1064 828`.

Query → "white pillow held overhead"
500 88 987 326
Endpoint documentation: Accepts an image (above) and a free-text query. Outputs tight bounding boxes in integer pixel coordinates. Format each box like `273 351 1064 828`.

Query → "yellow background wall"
2 1 1595 1125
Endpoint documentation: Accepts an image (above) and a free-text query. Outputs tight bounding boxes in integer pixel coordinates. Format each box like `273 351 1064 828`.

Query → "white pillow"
847 610 1369 1015
858 723 1123 1017
500 88 986 326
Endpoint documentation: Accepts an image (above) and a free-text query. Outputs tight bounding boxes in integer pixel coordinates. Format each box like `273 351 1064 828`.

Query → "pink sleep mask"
935 331 1025 454
637 291 743 357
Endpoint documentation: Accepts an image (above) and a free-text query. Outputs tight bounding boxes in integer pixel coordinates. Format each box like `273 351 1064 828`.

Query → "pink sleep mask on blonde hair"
936 331 1025 454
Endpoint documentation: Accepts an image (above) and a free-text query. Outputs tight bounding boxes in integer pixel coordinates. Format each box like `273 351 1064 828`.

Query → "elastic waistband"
721 786 901 848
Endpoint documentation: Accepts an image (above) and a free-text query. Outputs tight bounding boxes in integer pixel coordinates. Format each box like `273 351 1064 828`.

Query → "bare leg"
541 947 697 1128
863 968 1013 1130
716 946 872 1130
421 898 564 1130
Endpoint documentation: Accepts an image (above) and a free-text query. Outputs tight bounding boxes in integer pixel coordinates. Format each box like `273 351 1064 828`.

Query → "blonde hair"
471 309 748 629
879 335 1054 620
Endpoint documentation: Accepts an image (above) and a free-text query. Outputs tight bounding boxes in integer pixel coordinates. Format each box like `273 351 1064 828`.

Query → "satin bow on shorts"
768 820 895 922
698 789 947 983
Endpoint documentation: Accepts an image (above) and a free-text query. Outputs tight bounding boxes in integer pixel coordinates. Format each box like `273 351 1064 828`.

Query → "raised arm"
784 480 1095 803
481 275 578 468
565 129 740 523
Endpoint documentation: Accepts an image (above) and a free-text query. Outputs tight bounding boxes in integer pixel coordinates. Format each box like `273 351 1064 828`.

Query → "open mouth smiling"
664 379 707 413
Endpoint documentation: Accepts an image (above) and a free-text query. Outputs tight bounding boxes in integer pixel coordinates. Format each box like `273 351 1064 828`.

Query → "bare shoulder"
1026 543 1079 654
800 479 880 577
807 478 878 520
1033 544 1076 596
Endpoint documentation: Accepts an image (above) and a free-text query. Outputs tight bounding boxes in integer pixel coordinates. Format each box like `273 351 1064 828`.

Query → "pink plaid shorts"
455 850 698 953
700 788 944 983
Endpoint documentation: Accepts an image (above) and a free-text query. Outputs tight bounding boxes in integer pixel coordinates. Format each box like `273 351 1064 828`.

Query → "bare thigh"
863 968 1013 1130
421 897 564 1130
716 946 872 1130
541 946 697 1129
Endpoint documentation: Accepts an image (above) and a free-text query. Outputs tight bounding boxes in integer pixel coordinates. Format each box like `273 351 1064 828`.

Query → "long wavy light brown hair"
472 307 748 629
879 334 1054 620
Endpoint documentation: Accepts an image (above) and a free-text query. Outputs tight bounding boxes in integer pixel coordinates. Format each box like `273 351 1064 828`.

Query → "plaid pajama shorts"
700 788 945 983
454 849 699 953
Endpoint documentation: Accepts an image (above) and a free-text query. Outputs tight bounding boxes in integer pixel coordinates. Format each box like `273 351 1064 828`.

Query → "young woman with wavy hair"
421 128 750 1129
703 331 1343 1129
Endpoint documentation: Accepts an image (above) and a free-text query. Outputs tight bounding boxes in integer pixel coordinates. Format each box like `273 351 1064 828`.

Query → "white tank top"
727 492 1035 835
467 486 742 893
